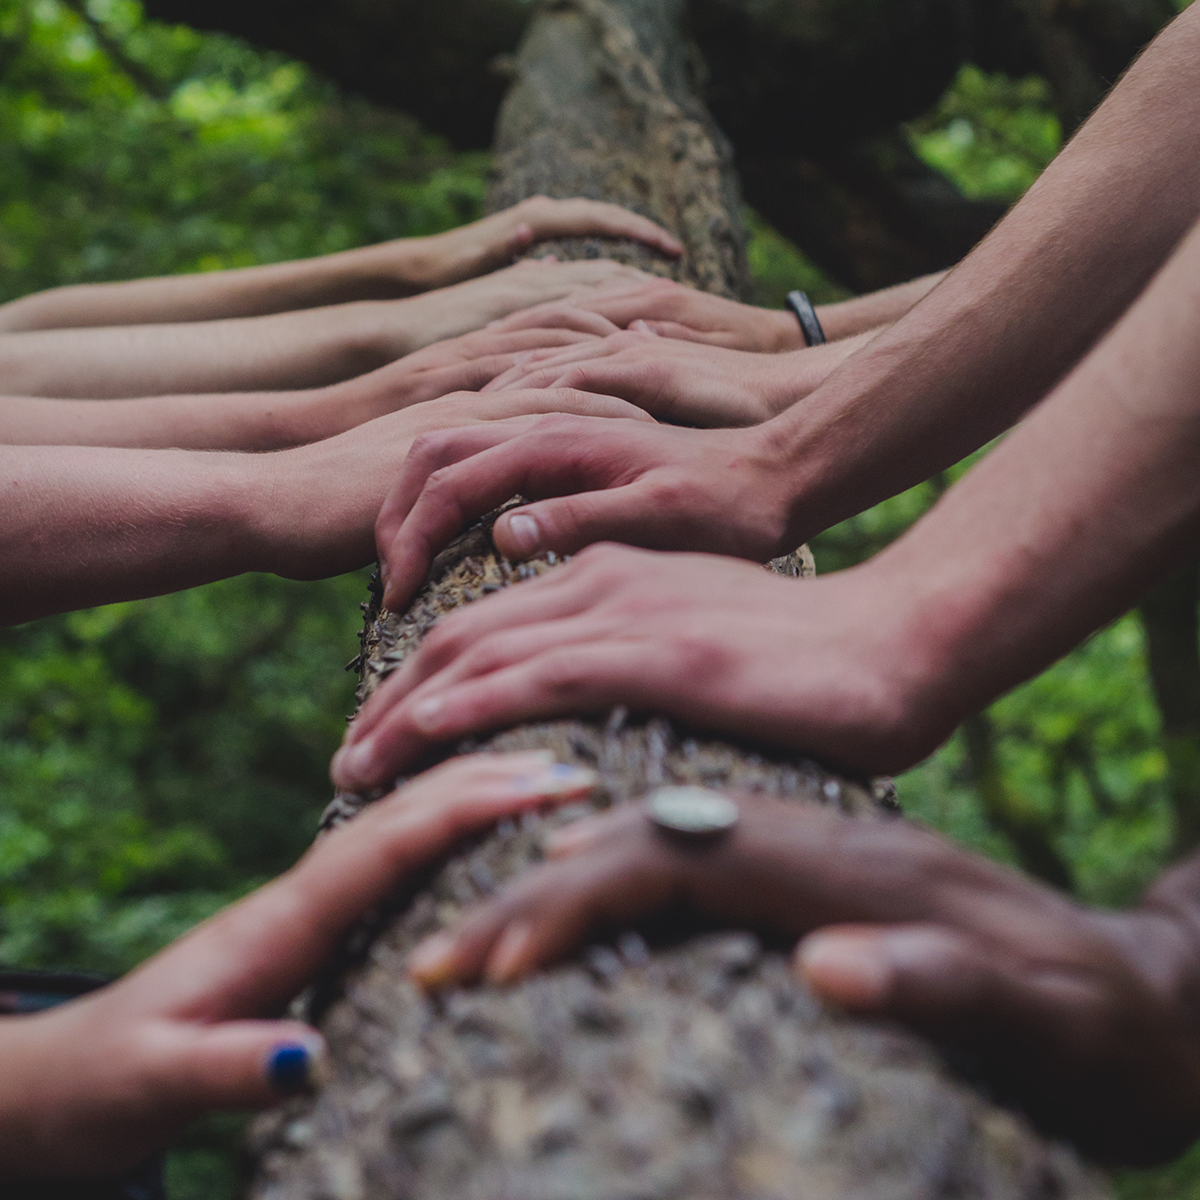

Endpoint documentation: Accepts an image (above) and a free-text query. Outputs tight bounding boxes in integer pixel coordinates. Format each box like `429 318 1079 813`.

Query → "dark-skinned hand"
407 793 1200 1167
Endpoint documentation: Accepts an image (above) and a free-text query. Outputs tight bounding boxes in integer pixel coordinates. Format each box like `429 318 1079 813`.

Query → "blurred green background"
0 0 1195 1195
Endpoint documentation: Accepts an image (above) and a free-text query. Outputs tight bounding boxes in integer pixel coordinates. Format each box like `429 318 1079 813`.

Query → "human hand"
333 546 940 793
406 792 1200 1166
491 277 803 352
0 751 597 1181
389 258 656 355
484 326 858 426
258 388 653 582
322 317 609 431
373 409 800 611
402 196 682 290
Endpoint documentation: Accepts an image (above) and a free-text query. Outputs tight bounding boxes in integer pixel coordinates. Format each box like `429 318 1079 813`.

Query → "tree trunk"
244 4 1109 1197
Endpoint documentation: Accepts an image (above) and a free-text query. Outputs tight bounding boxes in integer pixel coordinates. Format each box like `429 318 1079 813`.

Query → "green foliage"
746 208 850 309
0 0 489 301
908 65 1061 202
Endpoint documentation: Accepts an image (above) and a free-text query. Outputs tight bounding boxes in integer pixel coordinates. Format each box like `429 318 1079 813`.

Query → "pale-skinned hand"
261 389 654 585
325 317 608 429
373 415 801 612
406 792 1200 1167
487 278 803 352
405 197 683 290
333 546 942 794
0 751 597 1182
483 325 873 426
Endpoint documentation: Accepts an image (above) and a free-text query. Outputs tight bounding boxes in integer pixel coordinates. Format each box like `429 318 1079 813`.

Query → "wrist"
765 307 805 352
0 1013 60 1177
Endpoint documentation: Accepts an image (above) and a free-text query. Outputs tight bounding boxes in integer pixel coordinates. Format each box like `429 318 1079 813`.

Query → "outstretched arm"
407 794 1200 1166
0 197 681 332
0 321 608 450
371 2 1200 601
0 259 649 399
0 388 647 627
0 751 597 1181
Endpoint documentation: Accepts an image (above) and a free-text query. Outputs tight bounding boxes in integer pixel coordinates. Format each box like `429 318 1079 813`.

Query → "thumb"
493 484 662 559
156 1020 328 1112
795 924 1004 1029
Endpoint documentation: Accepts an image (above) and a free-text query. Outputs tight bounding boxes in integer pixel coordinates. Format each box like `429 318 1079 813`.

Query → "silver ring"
643 786 739 841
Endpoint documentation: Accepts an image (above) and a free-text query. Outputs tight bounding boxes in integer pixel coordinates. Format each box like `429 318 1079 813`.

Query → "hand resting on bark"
407 792 1200 1166
0 388 650 627
0 752 597 1182
0 195 681 333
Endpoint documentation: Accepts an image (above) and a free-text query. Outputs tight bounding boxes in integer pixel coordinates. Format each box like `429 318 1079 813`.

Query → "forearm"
817 273 946 341
0 242 427 332
0 303 400 398
772 4 1200 538
0 387 352 450
0 446 278 624
872 214 1200 736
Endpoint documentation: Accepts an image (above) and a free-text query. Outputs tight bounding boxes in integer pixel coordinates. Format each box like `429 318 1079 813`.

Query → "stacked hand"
373 414 800 612
483 324 873 427
0 752 597 1181
407 792 1200 1166
490 277 804 351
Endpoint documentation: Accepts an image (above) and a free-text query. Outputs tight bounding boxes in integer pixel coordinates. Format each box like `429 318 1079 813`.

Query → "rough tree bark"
244 4 1110 1197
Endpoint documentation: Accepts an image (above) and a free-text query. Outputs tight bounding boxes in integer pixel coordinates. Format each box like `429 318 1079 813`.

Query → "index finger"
113 752 599 1020
526 198 684 258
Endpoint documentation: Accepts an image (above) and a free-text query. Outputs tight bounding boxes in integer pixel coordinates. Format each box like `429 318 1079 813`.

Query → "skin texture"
494 271 942 353
483 323 880 426
0 196 682 332
0 388 649 627
0 320 613 450
0 259 653 399
339 207 1200 791
406 795 1200 1166
0 751 598 1181
372 2 1200 610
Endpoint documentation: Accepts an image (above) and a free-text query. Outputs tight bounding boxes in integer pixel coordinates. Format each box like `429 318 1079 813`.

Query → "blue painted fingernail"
268 1043 313 1094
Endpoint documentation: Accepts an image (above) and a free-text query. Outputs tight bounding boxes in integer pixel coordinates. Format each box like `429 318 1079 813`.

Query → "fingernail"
267 1037 327 1094
545 821 600 856
409 933 458 987
412 695 444 732
487 922 534 984
332 741 375 785
504 513 542 557
512 763 598 795
796 934 892 1009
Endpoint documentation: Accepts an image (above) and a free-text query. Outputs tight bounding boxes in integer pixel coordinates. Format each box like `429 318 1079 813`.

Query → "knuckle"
407 430 453 466
641 471 697 512
533 650 597 699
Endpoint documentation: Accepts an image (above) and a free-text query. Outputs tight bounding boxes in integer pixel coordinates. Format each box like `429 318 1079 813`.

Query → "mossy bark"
243 4 1111 1196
